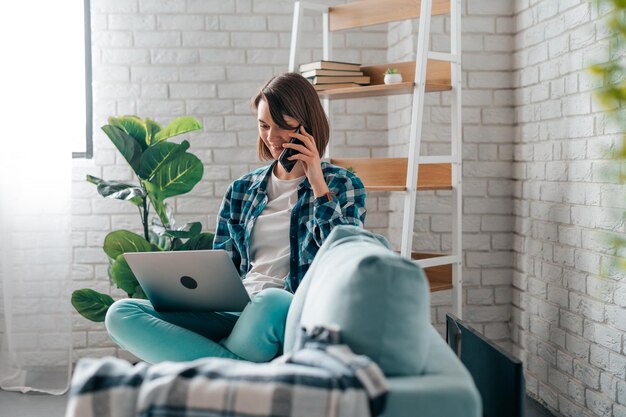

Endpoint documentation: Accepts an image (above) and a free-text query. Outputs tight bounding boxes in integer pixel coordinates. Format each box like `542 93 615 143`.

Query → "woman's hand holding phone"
279 125 330 198
277 126 302 173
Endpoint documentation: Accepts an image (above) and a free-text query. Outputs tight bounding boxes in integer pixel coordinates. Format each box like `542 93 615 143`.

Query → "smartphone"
278 126 302 173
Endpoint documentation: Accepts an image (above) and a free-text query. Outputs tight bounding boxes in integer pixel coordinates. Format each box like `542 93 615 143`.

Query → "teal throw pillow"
293 228 431 376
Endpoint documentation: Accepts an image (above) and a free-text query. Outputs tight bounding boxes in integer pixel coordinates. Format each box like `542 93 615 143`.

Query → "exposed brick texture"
511 0 625 416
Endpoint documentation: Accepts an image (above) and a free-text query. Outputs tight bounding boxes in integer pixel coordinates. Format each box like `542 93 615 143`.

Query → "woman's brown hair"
251 73 330 161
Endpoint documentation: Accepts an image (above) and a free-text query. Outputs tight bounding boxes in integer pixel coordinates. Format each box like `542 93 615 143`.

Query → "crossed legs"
105 288 293 364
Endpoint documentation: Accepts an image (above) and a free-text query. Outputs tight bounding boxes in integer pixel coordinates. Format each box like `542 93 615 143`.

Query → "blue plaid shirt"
213 161 366 293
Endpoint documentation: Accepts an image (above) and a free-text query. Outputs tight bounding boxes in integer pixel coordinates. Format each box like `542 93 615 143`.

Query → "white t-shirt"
244 170 304 298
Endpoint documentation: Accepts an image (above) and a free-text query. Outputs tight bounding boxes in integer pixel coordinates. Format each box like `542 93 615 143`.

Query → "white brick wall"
72 0 388 362
511 0 626 416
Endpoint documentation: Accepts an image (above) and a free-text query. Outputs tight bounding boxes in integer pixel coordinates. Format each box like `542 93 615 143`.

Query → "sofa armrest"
382 374 481 417
380 326 481 417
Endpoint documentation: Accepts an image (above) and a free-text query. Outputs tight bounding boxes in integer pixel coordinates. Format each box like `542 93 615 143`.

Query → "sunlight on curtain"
0 1 84 394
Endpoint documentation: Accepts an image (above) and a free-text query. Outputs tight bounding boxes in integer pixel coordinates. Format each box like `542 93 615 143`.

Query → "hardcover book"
311 75 370 85
301 69 364 78
298 60 361 72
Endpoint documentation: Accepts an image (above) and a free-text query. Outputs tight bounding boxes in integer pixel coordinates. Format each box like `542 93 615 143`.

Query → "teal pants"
105 288 293 364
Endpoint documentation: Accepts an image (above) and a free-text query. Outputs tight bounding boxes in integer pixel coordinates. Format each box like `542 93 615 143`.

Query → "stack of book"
298 60 370 91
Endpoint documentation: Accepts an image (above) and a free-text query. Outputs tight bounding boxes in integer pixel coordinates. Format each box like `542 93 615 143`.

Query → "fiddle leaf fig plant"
71 115 214 322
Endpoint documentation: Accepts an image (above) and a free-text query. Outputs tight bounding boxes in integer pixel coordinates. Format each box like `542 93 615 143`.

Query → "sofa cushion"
285 225 431 376
284 225 391 353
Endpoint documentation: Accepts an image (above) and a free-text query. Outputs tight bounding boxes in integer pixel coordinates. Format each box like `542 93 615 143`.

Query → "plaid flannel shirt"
213 161 366 293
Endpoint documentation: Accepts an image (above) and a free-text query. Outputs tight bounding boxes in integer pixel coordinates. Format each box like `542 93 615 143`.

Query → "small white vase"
384 73 403 84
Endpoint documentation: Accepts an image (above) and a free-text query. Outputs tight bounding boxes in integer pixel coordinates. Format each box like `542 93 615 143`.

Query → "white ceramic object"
384 73 403 84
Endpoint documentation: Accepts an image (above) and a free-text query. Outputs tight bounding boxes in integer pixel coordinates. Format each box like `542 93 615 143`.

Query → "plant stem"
142 197 149 241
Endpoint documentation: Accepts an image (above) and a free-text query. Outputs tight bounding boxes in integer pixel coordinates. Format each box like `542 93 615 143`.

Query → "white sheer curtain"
0 1 84 394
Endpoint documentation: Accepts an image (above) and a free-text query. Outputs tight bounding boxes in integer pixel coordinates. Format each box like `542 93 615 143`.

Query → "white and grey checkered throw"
65 327 388 417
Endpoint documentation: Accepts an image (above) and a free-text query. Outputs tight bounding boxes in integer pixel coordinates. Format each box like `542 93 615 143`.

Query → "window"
73 0 93 159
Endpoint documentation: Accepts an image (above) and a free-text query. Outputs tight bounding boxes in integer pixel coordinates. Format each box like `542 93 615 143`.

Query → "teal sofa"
71 224 480 417
285 225 481 417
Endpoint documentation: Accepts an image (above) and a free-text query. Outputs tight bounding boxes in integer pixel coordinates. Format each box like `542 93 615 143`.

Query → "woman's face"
257 99 300 160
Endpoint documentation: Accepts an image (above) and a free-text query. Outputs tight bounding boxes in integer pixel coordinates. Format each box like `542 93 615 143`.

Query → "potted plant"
384 68 403 84
71 115 214 322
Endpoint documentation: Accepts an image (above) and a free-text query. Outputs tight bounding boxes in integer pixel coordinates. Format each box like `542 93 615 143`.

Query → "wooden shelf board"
366 185 453 192
411 252 453 293
316 60 451 99
367 185 406 192
331 158 452 191
329 0 451 32
429 280 453 292
318 82 413 100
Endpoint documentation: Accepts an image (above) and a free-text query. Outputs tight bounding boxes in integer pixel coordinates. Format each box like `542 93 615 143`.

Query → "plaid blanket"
65 328 388 417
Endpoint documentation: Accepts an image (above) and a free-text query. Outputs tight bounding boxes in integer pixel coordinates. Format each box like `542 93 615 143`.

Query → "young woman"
105 73 367 364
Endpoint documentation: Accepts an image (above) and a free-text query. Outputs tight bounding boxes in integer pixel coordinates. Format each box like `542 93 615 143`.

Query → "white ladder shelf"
288 0 463 317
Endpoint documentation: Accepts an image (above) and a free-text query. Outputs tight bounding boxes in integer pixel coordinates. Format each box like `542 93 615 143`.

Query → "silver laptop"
124 250 250 312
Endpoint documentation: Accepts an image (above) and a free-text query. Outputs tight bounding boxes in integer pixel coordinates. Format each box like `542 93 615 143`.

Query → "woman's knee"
252 288 293 313
221 289 293 361
105 298 149 337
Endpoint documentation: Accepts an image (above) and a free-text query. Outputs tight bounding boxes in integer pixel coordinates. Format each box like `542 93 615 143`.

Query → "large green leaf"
165 222 202 239
71 289 114 322
103 230 153 260
101 125 143 174
171 238 184 251
153 116 202 143
86 175 145 206
142 153 203 227
138 140 190 181
149 230 172 251
109 116 148 150
101 182 145 205
179 232 215 251
145 153 204 200
110 255 141 296
146 118 162 146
